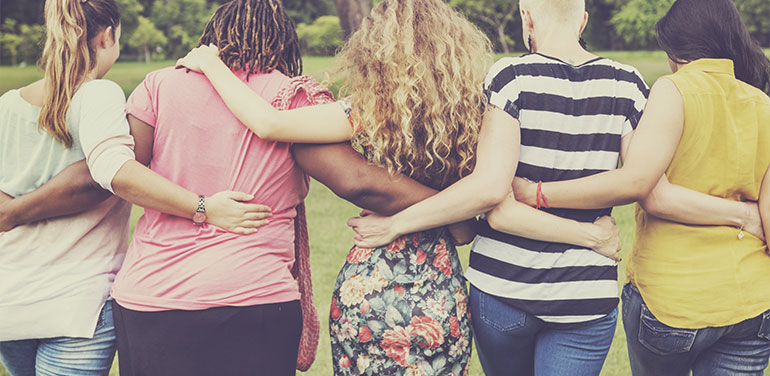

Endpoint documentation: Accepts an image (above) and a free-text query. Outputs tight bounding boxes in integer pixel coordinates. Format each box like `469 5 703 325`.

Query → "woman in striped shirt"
350 0 765 375
510 0 770 375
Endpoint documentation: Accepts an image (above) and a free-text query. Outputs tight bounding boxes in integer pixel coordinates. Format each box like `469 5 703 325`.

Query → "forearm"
534 168 649 210
390 172 506 236
199 58 281 138
293 143 438 215
640 176 745 226
111 160 197 218
487 192 603 248
0 160 111 226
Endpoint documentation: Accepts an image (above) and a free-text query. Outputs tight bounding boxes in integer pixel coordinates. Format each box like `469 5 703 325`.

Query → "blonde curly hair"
337 0 492 189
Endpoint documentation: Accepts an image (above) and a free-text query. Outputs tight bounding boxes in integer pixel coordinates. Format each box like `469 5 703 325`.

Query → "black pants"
113 300 302 376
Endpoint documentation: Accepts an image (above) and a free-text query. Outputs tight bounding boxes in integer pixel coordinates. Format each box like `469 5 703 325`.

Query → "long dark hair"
198 0 302 78
656 0 770 94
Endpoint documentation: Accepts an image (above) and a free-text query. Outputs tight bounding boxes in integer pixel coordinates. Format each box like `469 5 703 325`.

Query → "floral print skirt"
329 228 472 376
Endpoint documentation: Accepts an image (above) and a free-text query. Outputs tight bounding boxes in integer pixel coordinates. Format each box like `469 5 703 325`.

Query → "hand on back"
206 191 271 235
175 44 221 73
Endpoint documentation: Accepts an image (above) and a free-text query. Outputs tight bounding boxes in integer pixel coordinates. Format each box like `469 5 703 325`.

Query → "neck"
532 29 593 65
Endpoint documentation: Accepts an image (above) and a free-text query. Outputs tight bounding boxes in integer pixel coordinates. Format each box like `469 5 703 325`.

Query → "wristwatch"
192 195 207 225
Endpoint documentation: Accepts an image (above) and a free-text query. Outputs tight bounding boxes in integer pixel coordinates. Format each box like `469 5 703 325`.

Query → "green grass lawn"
1 51 769 376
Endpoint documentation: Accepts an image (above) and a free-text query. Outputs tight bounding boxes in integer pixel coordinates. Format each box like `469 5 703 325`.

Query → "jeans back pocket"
758 310 770 341
480 292 527 332
638 304 697 356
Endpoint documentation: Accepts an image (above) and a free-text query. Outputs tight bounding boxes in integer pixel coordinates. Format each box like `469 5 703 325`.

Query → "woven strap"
271 75 334 371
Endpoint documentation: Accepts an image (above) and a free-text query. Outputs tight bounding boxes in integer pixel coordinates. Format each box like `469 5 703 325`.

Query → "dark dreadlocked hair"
198 0 302 78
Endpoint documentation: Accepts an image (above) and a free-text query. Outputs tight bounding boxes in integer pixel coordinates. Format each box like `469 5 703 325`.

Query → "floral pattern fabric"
330 229 472 376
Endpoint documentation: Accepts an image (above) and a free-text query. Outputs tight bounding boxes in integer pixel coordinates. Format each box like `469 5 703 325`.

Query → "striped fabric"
468 53 649 323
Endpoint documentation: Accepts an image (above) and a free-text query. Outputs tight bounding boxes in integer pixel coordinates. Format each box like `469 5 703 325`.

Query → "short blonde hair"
337 0 493 189
519 0 585 30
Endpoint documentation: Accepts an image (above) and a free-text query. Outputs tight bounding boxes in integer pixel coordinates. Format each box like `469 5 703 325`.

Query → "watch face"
193 212 207 225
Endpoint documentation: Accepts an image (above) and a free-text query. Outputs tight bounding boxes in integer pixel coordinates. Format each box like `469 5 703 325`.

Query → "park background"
1 0 770 375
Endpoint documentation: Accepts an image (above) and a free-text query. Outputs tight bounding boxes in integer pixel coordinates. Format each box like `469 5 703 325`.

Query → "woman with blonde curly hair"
177 0 622 373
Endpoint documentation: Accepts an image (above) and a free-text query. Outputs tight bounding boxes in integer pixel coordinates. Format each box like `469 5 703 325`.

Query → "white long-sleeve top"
0 79 134 340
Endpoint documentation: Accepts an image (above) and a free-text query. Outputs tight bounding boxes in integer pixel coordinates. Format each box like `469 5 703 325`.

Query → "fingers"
231 227 258 235
244 211 271 220
239 219 270 228
225 191 256 202
347 217 362 228
240 203 272 214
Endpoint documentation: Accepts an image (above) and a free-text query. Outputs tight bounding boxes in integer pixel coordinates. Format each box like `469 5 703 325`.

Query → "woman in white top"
0 0 265 375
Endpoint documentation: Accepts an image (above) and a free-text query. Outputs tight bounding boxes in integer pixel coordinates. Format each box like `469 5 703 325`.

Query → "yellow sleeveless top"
627 58 770 329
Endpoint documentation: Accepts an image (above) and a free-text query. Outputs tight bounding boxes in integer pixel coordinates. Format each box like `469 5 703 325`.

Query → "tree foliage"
296 16 342 56
150 0 213 59
450 0 519 53
128 16 167 63
0 0 768 65
610 0 673 48
0 18 44 66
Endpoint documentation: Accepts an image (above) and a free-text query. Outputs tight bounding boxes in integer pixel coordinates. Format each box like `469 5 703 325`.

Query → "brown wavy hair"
39 0 120 148
337 0 492 189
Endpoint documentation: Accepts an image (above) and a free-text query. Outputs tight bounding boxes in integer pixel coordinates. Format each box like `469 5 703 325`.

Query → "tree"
18 23 45 64
284 0 335 25
150 0 212 59
334 0 372 40
610 0 673 49
129 16 167 63
735 0 770 46
0 19 23 65
451 0 519 53
296 16 342 56
115 0 144 53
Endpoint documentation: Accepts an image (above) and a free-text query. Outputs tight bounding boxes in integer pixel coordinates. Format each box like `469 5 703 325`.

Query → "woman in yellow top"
500 0 770 374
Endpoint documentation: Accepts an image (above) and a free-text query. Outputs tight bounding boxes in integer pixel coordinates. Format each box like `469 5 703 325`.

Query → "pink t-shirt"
112 67 310 311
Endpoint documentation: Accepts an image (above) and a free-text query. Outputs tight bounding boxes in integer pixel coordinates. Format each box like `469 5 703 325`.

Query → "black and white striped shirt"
467 53 649 323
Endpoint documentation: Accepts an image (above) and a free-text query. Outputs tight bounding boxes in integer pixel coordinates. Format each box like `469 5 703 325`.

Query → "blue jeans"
0 300 116 376
622 283 770 376
469 285 617 376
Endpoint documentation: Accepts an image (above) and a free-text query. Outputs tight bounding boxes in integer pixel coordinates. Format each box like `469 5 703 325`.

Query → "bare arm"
514 118 764 238
486 193 620 260
106 115 271 234
515 79 684 209
640 175 763 239
292 142 476 244
0 161 111 231
176 44 351 143
348 107 517 247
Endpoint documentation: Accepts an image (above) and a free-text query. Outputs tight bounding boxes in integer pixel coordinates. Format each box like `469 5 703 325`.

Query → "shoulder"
485 56 529 79
138 66 178 88
598 59 648 83
272 74 334 110
0 89 17 105
74 79 126 105
648 77 683 105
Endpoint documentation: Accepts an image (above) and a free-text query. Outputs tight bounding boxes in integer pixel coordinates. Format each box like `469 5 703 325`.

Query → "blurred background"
0 0 767 66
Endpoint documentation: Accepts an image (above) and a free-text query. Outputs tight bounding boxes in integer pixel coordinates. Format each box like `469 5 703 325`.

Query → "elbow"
249 114 280 140
333 182 370 203
638 191 664 216
616 175 657 206
476 186 509 213
486 208 505 232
